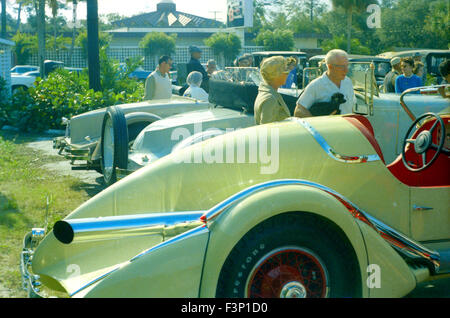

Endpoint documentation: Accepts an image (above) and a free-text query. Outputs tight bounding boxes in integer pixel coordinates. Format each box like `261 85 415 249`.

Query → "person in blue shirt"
395 57 422 94
281 57 298 88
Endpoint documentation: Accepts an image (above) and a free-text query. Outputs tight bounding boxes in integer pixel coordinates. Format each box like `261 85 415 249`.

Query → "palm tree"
36 0 46 77
14 0 34 34
48 0 59 49
331 0 377 54
67 0 81 66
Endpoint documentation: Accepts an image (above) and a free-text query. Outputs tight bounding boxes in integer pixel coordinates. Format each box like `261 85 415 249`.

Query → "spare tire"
100 106 128 186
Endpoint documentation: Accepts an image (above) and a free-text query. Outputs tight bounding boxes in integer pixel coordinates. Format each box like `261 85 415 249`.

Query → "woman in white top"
183 71 209 102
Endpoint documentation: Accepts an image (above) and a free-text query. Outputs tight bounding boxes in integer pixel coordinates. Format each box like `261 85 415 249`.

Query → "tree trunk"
53 19 57 49
69 0 78 67
1 0 6 39
37 0 46 77
15 2 22 34
87 0 101 91
346 6 352 54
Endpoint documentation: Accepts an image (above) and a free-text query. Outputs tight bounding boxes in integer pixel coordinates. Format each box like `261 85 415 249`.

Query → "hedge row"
0 56 145 132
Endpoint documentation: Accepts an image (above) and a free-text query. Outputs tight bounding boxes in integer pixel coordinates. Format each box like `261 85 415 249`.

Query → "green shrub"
12 33 38 65
255 29 294 51
76 31 112 59
204 32 242 66
0 76 10 129
7 62 144 132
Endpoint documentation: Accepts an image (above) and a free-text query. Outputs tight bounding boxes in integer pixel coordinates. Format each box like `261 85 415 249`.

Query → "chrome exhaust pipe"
53 211 204 244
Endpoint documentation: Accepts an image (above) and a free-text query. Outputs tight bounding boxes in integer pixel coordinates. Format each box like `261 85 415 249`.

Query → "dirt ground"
26 137 103 186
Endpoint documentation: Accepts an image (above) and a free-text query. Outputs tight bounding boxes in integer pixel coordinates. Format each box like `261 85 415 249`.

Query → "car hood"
130 107 254 166
32 115 410 296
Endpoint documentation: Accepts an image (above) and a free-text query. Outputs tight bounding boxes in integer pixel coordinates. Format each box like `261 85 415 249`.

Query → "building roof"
111 0 225 29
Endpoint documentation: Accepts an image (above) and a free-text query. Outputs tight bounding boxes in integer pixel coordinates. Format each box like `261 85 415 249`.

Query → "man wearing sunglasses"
294 49 355 117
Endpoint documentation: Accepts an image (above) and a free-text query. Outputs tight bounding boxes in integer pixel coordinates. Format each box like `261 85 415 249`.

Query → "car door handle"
413 205 433 211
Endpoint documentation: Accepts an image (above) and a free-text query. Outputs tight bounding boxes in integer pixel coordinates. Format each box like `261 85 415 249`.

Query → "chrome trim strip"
70 225 209 297
365 214 440 270
203 179 440 273
69 267 121 297
293 118 380 163
413 205 433 211
130 225 209 262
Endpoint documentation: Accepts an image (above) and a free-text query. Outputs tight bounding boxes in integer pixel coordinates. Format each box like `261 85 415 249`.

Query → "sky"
5 0 331 25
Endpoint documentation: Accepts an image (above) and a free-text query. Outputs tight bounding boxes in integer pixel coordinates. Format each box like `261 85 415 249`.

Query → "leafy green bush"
255 29 294 51
139 32 176 58
0 76 10 129
76 30 112 59
204 32 242 66
6 59 144 132
12 32 38 65
321 35 371 55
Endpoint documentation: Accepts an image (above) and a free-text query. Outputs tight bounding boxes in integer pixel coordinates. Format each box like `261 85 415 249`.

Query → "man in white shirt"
294 49 355 117
144 55 173 100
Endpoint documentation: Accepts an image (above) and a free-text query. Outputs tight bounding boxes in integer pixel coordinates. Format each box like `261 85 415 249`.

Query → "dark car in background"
308 54 391 87
377 49 450 84
251 51 309 88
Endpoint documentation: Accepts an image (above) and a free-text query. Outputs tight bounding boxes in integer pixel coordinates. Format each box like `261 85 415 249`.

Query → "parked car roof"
10 65 39 74
377 49 450 59
252 51 307 58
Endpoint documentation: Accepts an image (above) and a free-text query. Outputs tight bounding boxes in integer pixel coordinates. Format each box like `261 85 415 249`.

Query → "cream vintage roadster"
21 63 449 298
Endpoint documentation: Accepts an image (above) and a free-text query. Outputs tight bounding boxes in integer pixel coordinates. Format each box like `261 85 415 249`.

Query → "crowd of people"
383 56 425 94
141 46 449 126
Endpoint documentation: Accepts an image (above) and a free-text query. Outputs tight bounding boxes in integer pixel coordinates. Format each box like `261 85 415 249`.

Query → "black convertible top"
208 78 299 115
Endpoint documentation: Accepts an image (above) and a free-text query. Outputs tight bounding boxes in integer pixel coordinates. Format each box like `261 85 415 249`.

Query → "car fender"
199 184 371 297
81 226 209 298
124 112 162 126
357 220 417 297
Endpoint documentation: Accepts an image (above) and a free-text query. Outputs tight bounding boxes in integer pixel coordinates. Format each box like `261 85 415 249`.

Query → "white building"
0 38 14 96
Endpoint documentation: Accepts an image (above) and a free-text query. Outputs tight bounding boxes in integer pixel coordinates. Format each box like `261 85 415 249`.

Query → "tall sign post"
226 0 253 49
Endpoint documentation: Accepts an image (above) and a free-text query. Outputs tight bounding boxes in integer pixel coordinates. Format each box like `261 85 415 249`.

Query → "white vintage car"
53 94 211 181
54 68 299 185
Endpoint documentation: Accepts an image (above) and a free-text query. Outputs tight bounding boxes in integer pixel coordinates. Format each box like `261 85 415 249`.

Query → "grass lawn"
0 131 97 298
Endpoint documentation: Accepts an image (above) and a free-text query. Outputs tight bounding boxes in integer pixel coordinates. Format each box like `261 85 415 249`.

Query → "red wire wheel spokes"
246 247 329 298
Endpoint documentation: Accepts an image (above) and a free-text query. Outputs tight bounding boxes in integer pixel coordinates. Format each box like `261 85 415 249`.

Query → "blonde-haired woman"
254 56 291 125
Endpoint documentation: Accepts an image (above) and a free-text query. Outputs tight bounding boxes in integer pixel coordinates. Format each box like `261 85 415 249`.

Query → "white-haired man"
294 49 355 117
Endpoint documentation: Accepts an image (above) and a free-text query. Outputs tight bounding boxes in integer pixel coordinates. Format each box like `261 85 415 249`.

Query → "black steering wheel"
402 113 446 172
